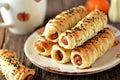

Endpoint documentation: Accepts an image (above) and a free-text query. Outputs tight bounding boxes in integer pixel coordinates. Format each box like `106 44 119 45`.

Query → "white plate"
24 24 120 75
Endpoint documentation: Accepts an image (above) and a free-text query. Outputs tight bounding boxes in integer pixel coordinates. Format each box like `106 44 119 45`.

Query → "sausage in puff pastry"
59 9 107 49
34 36 54 56
43 5 88 42
51 44 71 64
71 28 115 69
0 49 35 80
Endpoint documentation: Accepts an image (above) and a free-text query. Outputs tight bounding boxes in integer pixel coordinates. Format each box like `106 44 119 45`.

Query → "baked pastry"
43 5 88 42
58 9 107 49
0 49 35 80
34 36 54 56
51 44 71 64
71 28 115 69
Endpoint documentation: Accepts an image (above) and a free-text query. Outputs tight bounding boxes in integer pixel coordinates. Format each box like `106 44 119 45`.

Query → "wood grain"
0 15 5 49
0 28 5 49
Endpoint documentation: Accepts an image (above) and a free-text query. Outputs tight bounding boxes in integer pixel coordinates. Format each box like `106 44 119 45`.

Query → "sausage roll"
43 5 88 42
58 9 107 49
0 49 35 80
51 44 71 64
34 36 54 56
71 28 115 69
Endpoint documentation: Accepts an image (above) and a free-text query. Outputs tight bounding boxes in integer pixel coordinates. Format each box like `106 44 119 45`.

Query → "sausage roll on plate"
59 9 107 49
0 49 35 80
71 28 115 69
51 44 71 64
34 36 54 57
43 5 88 42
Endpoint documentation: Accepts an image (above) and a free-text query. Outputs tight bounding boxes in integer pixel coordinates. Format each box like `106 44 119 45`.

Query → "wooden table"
0 0 120 80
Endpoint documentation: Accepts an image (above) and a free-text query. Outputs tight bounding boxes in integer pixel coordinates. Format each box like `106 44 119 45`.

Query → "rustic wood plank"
0 14 3 22
0 28 5 49
41 71 71 80
0 13 5 49
61 0 86 10
44 0 63 24
73 64 120 80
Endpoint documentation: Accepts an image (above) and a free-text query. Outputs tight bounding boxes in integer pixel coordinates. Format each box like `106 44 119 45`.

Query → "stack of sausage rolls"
34 5 88 57
34 5 115 69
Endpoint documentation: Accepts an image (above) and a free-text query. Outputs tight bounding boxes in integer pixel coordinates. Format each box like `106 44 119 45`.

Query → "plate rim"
24 24 120 75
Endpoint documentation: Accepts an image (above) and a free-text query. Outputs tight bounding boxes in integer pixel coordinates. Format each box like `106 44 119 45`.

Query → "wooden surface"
0 0 120 80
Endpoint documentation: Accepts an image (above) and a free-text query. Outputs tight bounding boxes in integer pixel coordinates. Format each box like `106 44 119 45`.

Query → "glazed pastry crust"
51 44 71 64
43 5 88 42
58 9 107 49
71 28 115 69
34 36 54 56
0 49 35 80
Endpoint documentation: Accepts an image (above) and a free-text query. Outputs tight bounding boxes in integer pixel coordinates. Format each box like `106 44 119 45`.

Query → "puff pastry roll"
71 28 115 69
43 5 88 42
34 36 54 56
59 9 107 49
0 49 35 80
51 44 71 64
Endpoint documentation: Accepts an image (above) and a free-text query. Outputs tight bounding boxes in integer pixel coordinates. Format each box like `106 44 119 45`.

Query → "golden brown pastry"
43 5 88 42
71 28 115 69
0 49 35 80
34 36 54 56
58 9 107 49
51 44 71 64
